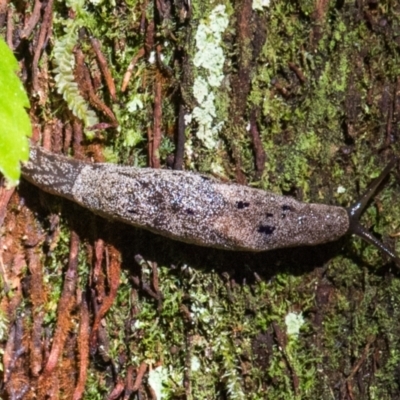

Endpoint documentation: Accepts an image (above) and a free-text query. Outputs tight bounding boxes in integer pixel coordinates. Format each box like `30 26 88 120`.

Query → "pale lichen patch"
187 5 229 150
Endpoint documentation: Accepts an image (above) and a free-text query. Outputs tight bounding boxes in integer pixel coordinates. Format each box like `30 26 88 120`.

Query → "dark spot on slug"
257 225 276 236
186 208 195 215
266 212 273 218
171 203 180 212
237 201 250 209
281 204 293 219
127 208 137 214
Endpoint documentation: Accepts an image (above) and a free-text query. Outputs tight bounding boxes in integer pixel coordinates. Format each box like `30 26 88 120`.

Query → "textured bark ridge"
21 146 350 251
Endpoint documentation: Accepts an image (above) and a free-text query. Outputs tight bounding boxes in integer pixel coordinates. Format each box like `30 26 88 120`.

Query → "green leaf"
0 37 31 186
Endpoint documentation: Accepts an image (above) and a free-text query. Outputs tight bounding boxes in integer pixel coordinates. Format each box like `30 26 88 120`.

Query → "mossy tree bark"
1 0 400 399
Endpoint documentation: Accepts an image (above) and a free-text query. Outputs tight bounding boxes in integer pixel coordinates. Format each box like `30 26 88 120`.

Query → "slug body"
21 146 350 252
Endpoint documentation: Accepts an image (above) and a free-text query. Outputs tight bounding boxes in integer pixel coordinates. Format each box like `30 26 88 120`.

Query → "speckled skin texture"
21 145 83 201
21 146 350 251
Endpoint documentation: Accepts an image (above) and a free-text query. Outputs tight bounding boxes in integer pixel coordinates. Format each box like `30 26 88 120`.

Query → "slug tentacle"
347 159 400 264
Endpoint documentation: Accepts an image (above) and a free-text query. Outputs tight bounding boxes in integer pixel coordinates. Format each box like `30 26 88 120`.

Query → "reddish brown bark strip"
132 362 148 391
121 47 145 92
90 37 117 102
89 245 121 353
26 249 45 376
124 365 135 399
106 378 125 400
74 48 117 124
72 293 90 400
147 125 153 167
151 78 162 168
42 124 52 150
93 238 105 299
0 185 14 228
32 0 54 92
39 230 79 395
288 62 306 83
20 0 42 39
72 118 85 159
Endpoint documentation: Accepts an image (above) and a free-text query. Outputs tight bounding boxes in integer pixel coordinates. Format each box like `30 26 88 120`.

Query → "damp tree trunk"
1 1 400 399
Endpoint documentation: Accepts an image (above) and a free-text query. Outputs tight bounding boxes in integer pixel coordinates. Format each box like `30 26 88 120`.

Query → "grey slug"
21 145 399 262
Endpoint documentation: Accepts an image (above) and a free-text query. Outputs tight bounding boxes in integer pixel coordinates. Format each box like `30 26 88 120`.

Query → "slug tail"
347 159 400 265
21 145 83 201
